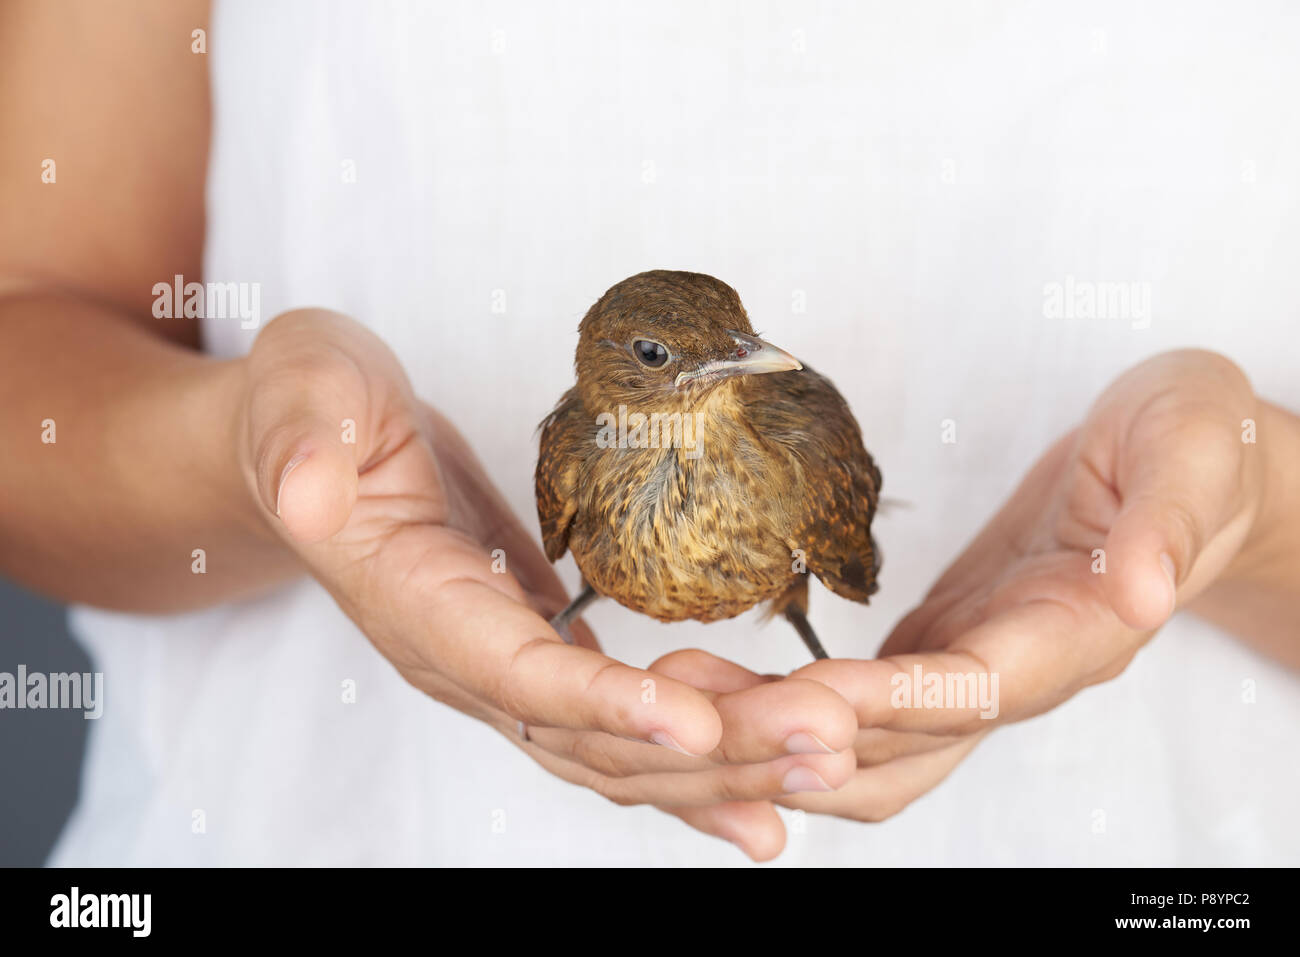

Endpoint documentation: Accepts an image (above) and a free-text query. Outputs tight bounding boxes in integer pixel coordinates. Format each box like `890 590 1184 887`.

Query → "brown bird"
535 270 882 659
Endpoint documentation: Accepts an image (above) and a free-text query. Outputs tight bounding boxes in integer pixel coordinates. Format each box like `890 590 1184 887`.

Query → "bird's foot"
549 616 575 645
548 582 600 646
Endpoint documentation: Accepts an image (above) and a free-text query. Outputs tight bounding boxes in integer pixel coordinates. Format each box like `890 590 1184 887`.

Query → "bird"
535 270 882 659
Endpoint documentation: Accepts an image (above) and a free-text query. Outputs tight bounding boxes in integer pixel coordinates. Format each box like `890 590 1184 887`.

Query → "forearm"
1190 399 1300 667
0 290 299 611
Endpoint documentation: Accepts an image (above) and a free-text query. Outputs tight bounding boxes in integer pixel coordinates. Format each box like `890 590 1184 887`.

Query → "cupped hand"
679 349 1266 839
236 309 858 860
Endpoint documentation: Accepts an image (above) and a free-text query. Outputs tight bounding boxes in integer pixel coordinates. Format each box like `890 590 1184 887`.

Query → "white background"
54 0 1300 865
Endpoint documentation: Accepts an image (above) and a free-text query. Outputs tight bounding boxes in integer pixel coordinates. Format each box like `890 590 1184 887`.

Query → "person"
2 0 1297 865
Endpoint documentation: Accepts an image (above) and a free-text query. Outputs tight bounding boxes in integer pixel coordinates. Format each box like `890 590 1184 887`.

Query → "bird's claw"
549 616 575 645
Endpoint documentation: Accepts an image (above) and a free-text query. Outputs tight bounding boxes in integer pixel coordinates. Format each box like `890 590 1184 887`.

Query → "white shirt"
52 0 1300 866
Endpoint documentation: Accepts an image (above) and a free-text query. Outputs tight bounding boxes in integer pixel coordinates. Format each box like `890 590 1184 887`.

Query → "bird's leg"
775 575 829 659
784 604 830 660
549 582 600 645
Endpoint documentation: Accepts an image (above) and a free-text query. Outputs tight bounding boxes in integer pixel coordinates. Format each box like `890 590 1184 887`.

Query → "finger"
779 734 983 822
526 588 600 651
594 749 857 807
650 648 771 694
793 603 1084 735
259 414 359 543
247 386 362 545
794 655 999 736
884 579 1007 657
528 674 858 775
246 313 400 543
653 649 857 762
711 679 857 764
423 406 567 599
525 720 858 788
470 503 577 622
1104 427 1245 629
523 725 710 775
419 406 601 651
817 552 1149 736
1102 358 1258 630
878 595 964 657
853 728 969 767
409 548 722 754
518 723 854 807
663 801 787 862
534 720 961 778
516 727 789 861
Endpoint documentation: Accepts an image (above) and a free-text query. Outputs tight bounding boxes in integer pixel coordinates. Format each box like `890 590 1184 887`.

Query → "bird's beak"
674 331 804 389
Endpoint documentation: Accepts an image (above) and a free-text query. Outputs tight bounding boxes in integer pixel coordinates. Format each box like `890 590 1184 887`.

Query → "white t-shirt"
51 0 1300 866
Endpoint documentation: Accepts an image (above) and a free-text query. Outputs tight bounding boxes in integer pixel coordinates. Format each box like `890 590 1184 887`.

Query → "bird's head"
574 270 803 414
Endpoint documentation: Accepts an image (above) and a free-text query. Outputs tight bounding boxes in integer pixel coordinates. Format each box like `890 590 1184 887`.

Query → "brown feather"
534 270 882 625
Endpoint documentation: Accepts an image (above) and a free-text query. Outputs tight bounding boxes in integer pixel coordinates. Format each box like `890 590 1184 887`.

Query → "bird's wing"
535 387 585 562
749 368 883 604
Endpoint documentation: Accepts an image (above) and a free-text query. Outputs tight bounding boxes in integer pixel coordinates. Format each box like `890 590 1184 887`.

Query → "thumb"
1101 422 1244 631
243 310 411 545
255 411 359 544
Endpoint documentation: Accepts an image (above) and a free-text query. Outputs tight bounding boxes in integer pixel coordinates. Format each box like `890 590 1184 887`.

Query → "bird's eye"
633 339 669 368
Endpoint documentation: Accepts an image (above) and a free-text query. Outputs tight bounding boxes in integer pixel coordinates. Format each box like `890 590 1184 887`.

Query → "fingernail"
784 731 836 755
649 730 692 754
782 766 833 794
1160 552 1178 615
275 453 308 517
1160 552 1177 587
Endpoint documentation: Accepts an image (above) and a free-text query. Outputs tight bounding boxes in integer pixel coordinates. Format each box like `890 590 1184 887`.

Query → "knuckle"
1160 497 1204 566
497 636 554 723
701 769 749 804
709 734 741 765
571 735 629 778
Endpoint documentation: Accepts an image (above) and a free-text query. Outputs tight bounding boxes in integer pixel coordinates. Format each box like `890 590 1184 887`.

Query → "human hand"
236 309 860 860
675 349 1267 840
